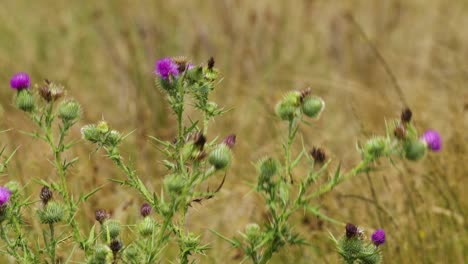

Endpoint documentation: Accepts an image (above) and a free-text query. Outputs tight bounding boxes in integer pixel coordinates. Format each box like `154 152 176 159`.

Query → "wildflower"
140 203 151 217
155 57 179 79
223 134 236 148
421 130 442 152
345 223 358 239
10 72 31 90
310 147 326 163
109 240 123 253
40 186 53 205
401 108 412 123
95 209 108 224
371 229 386 246
0 187 11 206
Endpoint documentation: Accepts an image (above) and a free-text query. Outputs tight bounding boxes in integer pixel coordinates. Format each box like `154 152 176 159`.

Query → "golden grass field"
0 0 466 263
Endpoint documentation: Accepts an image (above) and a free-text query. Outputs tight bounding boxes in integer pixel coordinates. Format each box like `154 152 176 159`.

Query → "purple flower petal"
0 187 11 206
10 72 31 90
371 229 386 246
154 58 179 79
421 130 442 152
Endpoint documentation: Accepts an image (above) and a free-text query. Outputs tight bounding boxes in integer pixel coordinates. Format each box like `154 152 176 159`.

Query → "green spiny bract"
257 157 279 191
15 90 35 112
38 201 65 224
138 217 157 237
404 139 427 161
58 100 81 122
101 219 121 241
164 174 185 196
208 144 231 169
301 96 325 118
362 137 389 160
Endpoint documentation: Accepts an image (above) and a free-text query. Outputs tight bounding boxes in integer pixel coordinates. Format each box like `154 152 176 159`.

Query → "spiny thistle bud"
38 201 65 224
207 56 215 70
245 223 261 242
258 157 279 180
101 219 121 240
205 101 218 115
10 72 31 90
404 139 426 161
302 97 325 118
140 203 151 217
104 130 121 147
338 234 364 262
360 248 382 264
223 134 236 149
275 91 301 121
363 137 388 159
95 209 108 224
401 108 412 123
15 90 35 112
92 245 111 263
81 124 100 143
371 229 386 246
163 174 185 195
40 186 53 205
58 100 81 122
5 181 19 195
138 217 156 237
208 144 231 169
96 121 109 134
421 130 442 152
109 240 123 253
310 147 326 163
346 223 358 239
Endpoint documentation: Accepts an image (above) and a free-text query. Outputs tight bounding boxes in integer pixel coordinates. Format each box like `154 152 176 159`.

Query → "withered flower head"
299 87 312 102
310 147 326 163
173 56 189 73
40 186 53 205
394 123 406 139
207 56 215 70
401 108 412 123
109 240 123 253
223 134 236 149
38 80 64 102
95 209 107 224
193 132 207 150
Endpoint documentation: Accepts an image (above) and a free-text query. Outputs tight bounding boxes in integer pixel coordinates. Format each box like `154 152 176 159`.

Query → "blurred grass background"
0 0 467 263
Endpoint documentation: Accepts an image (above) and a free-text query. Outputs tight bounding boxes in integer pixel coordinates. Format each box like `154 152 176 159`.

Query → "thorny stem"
48 223 56 264
285 119 297 184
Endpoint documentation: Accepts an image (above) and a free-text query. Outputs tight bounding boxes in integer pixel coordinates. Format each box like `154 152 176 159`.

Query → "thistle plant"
215 89 441 263
0 73 99 263
82 56 231 263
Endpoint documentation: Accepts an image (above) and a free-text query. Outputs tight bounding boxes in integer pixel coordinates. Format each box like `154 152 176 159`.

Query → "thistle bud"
40 186 53 205
81 124 100 143
208 144 231 169
404 139 426 161
258 157 278 179
101 219 121 240
302 97 325 118
140 203 151 217
58 100 81 122
96 121 109 134
95 209 108 224
401 108 412 123
394 123 406 139
275 91 301 121
245 223 260 242
363 137 388 159
15 90 35 112
337 233 364 263
93 245 111 263
206 101 218 115
5 181 19 195
104 130 121 147
38 201 65 224
109 240 123 253
310 147 326 163
138 217 156 237
163 174 185 195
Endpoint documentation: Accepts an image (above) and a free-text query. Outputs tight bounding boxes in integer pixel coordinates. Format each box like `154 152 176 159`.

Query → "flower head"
140 203 151 217
345 223 358 239
0 187 11 206
371 229 386 246
421 130 442 152
10 72 31 90
223 134 236 149
155 58 179 79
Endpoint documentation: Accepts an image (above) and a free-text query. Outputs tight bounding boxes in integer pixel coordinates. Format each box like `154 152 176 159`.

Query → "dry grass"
0 0 466 263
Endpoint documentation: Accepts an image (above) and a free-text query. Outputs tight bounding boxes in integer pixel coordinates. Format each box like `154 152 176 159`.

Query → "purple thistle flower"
10 72 31 90
0 187 11 206
155 58 179 79
421 130 442 152
140 203 151 217
345 223 358 238
223 134 236 148
371 229 386 246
